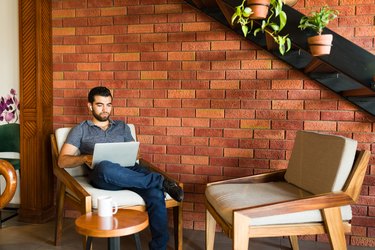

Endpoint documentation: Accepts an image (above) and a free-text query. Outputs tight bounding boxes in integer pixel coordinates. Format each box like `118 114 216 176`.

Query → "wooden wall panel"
18 0 54 223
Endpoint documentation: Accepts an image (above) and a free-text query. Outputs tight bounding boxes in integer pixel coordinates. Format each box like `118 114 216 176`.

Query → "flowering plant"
0 89 20 124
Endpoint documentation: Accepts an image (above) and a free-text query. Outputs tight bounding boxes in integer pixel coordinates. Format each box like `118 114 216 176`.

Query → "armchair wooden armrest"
0 160 17 209
207 170 286 186
236 191 353 218
53 166 91 202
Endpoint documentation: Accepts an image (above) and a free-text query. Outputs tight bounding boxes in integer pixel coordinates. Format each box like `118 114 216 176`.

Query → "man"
58 86 183 250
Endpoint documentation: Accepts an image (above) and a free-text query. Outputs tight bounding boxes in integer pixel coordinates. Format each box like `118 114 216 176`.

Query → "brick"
287 110 320 120
197 71 225 80
114 53 140 61
196 31 225 41
168 90 195 99
224 129 253 139
182 118 210 127
77 63 100 71
211 119 239 128
272 100 304 110
154 117 181 127
88 17 114 26
196 90 225 99
169 71 197 80
210 80 239 89
338 122 372 132
181 155 209 165
168 52 195 61
101 7 126 16
182 41 211 51
89 71 113 80
76 45 101 53
256 110 286 120
210 157 239 167
242 100 271 109
241 120 270 129
194 165 223 176
154 42 181 52
288 90 321 100
183 22 211 32
272 120 304 130
321 111 355 121
304 121 337 131
89 53 113 62
257 90 287 100
211 100 240 109
225 109 255 119
141 33 168 42
196 109 224 118
181 137 209 146
127 99 153 107
257 70 288 80
242 60 271 69
182 61 210 71
141 71 167 80
155 4 182 14
53 27 75 36
226 70 256 80
254 130 285 140
167 127 194 136
194 51 225 61
212 61 240 70
211 41 241 50
224 148 253 158
128 24 154 33
53 45 75 54
195 128 223 137
154 23 182 33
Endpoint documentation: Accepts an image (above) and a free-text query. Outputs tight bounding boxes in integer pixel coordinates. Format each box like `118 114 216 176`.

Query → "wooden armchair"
205 131 370 250
51 124 183 249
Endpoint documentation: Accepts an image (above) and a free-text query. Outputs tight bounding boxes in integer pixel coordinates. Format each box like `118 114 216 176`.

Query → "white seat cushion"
285 131 357 194
205 182 352 226
67 176 172 209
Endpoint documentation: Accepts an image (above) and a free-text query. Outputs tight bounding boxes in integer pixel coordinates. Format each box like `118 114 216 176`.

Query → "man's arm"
58 143 92 168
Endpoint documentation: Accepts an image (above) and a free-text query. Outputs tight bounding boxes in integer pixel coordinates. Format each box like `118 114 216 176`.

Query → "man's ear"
88 103 92 111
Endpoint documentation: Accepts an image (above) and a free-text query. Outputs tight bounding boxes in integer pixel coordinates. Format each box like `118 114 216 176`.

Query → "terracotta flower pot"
283 0 298 6
247 0 270 20
307 34 333 56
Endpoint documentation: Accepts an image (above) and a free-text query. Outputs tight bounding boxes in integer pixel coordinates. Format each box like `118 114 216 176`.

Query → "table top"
75 209 149 238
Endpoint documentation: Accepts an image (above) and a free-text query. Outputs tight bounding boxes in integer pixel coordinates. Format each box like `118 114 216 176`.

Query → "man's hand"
84 155 93 167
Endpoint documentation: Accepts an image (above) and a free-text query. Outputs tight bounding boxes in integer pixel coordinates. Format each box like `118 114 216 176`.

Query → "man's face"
90 95 113 122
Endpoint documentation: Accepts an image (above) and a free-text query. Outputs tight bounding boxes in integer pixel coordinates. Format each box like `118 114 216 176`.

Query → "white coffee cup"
97 196 118 217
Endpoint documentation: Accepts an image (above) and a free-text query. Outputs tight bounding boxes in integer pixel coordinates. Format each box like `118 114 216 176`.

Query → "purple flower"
0 89 19 124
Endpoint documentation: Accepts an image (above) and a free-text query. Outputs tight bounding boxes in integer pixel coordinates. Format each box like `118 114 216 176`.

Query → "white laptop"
89 141 140 169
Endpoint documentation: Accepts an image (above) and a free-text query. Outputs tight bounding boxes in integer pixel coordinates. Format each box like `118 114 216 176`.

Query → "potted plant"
298 6 339 56
232 0 291 55
247 0 270 19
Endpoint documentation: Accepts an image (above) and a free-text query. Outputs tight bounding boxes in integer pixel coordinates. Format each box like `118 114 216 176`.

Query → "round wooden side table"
75 209 149 250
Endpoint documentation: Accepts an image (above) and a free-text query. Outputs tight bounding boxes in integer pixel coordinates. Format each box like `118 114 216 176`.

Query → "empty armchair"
205 131 370 250
51 124 183 249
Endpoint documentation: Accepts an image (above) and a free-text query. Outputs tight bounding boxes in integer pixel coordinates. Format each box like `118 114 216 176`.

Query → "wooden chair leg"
322 207 347 250
173 204 183 250
206 210 216 250
55 181 66 246
232 212 249 250
289 236 299 250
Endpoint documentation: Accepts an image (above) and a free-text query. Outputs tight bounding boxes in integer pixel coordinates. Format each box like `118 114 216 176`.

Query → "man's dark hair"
88 86 113 103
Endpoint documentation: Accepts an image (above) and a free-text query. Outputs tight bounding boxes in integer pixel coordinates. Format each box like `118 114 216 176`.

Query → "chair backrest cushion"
54 124 137 177
285 131 357 194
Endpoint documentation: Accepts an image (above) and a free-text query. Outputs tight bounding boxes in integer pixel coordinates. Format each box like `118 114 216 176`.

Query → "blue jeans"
89 160 168 250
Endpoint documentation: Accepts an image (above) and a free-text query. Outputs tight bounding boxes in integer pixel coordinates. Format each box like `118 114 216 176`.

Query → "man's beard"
93 111 110 122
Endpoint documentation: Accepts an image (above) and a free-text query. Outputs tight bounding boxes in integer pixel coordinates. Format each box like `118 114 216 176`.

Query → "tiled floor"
0 211 372 250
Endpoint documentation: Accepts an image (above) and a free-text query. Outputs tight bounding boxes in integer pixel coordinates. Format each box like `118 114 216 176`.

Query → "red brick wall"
52 0 375 246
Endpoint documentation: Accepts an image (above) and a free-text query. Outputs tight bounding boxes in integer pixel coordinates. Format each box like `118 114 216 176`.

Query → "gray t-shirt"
65 120 134 155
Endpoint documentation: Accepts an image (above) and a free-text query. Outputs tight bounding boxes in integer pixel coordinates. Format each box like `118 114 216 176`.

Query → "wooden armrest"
207 170 286 187
236 191 354 218
0 160 17 208
139 158 183 187
53 166 90 200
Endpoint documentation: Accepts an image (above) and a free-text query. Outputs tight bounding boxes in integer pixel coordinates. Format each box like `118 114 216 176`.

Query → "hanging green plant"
232 0 291 55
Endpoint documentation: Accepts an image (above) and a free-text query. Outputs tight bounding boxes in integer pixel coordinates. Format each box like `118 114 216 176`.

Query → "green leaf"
242 25 248 37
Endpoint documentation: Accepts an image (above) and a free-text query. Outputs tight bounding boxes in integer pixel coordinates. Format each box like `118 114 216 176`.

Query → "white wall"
0 0 20 123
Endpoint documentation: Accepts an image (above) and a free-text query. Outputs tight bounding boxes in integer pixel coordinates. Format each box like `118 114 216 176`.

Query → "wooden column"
18 0 54 223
